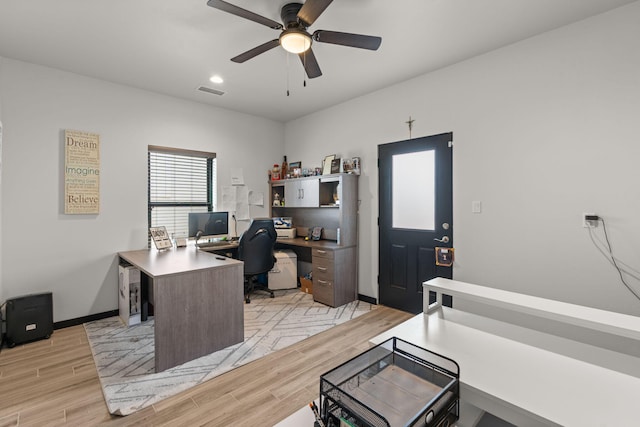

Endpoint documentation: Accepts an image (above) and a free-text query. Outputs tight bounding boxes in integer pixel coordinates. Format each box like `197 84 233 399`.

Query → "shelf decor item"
330 158 341 174
342 158 354 174
352 157 361 175
322 155 335 175
289 161 302 178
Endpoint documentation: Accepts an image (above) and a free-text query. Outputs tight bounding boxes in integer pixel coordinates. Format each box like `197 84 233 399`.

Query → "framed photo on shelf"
342 158 354 173
289 161 302 177
330 158 341 174
352 157 361 175
322 155 335 175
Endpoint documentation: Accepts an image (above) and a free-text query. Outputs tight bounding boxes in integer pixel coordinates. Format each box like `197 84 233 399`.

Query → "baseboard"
358 294 377 305
54 310 118 330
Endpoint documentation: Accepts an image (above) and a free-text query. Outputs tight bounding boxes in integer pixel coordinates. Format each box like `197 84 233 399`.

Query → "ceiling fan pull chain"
303 51 307 87
286 52 291 96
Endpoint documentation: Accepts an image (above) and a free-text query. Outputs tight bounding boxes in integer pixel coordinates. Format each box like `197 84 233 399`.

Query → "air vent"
197 86 225 96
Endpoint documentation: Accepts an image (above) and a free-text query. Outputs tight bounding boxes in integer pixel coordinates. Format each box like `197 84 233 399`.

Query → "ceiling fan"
207 0 382 79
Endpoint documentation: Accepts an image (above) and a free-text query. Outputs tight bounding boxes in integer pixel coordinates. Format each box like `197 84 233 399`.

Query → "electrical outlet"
583 213 598 228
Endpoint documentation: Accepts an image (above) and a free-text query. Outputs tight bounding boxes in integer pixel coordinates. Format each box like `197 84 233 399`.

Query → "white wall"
0 62 4 302
284 3 640 315
0 58 283 322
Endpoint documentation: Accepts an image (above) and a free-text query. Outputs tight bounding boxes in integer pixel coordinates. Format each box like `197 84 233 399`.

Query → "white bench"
371 278 640 427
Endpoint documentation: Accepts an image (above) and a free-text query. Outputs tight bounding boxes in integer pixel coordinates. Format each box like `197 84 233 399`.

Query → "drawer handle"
318 280 329 285
317 250 327 254
317 267 327 271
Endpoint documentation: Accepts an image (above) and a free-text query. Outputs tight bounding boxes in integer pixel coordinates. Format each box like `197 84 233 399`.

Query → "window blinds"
148 147 216 241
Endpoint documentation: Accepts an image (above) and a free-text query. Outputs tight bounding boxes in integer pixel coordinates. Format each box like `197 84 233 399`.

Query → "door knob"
434 236 450 243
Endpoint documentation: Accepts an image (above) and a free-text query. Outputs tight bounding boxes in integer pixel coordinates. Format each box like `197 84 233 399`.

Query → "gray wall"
0 58 283 321
284 2 640 315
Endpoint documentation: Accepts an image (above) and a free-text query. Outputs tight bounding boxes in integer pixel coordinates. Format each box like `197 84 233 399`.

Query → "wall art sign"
64 129 100 214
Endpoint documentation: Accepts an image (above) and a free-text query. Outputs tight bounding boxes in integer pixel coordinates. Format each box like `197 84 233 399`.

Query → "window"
148 146 216 243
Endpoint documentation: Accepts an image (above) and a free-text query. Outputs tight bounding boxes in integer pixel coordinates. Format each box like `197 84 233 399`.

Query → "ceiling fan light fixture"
280 29 311 54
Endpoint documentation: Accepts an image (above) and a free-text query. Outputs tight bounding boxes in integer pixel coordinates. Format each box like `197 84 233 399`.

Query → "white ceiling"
0 0 635 122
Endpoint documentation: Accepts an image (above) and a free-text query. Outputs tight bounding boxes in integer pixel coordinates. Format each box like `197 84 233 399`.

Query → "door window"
392 150 435 231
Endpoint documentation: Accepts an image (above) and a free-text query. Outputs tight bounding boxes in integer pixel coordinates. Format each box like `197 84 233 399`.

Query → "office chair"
237 218 277 303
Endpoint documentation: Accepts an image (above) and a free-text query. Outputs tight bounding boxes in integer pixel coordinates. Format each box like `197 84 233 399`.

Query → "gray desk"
275 237 357 307
119 247 244 372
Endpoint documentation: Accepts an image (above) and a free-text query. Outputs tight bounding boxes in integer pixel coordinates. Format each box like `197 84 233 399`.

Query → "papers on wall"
235 186 250 220
230 168 245 186
221 185 250 220
221 185 236 212
221 167 264 220
248 190 264 207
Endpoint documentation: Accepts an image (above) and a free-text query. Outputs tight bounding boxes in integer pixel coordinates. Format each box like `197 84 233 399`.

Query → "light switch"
472 200 482 214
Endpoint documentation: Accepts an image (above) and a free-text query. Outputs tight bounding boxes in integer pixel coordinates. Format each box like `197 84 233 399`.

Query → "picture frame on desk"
150 226 172 250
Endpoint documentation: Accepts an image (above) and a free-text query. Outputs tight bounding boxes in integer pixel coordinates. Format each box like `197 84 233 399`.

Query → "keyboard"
198 241 232 248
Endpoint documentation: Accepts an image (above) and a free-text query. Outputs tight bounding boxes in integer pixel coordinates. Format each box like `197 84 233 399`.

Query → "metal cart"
319 337 459 427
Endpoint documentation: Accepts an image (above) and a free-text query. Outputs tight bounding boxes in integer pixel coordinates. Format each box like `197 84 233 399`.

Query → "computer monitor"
188 211 229 240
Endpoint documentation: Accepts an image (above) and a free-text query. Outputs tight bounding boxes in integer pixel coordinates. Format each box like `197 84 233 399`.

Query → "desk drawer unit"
312 246 357 307
313 257 335 279
312 248 334 260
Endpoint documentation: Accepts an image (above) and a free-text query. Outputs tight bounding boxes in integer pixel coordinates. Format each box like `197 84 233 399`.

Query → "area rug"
84 290 373 416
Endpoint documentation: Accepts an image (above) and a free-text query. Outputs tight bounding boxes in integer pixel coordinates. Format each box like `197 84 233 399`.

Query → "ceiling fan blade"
313 30 382 50
298 48 322 79
207 0 283 30
297 0 333 27
231 39 280 63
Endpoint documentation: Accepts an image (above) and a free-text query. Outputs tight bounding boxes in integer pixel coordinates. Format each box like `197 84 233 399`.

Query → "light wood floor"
0 305 413 426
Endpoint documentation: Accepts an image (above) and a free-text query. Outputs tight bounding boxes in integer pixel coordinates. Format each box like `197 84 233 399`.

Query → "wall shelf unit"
269 173 359 307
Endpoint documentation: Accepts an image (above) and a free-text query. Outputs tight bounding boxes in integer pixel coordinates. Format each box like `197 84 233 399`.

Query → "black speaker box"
5 292 53 347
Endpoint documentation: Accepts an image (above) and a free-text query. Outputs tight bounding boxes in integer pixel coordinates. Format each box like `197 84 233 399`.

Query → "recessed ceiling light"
209 75 224 84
